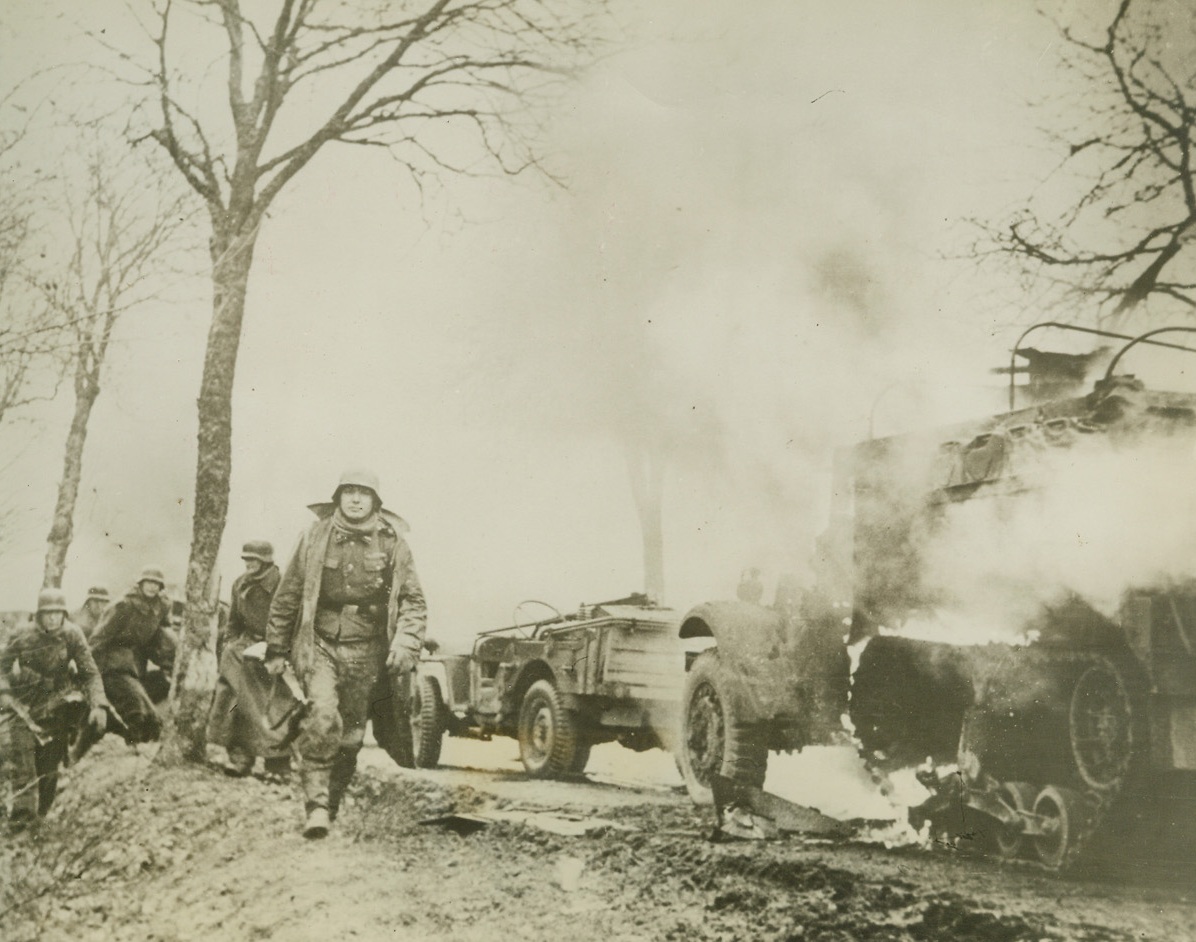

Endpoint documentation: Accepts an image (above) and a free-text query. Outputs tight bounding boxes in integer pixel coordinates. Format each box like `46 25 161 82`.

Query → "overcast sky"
0 1 1101 643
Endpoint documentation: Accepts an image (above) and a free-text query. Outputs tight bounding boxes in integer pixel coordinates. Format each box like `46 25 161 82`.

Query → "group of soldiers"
0 468 427 840
0 565 176 828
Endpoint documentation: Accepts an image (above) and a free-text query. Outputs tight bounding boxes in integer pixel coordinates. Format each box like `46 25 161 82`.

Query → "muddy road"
3 735 1194 941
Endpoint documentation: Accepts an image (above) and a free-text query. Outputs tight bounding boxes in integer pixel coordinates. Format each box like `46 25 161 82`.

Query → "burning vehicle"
675 325 1196 869
406 593 690 776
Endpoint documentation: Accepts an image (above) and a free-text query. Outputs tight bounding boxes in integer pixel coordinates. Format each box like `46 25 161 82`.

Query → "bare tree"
91 0 611 760
0 198 45 422
0 137 72 422
38 140 192 589
979 0 1196 321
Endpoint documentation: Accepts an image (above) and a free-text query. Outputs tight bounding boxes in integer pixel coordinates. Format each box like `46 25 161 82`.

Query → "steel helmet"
37 588 69 614
332 468 382 506
138 567 167 588
240 540 274 564
85 586 110 603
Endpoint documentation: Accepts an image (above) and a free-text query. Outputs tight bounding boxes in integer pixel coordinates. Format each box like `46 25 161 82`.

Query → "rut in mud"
2 739 1192 942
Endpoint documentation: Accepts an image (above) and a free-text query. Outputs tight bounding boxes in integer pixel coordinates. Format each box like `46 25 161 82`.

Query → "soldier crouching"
1 589 109 829
265 469 427 838
87 567 176 744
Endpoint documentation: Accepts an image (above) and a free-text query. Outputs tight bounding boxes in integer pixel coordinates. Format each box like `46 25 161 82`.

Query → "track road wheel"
409 676 446 769
1069 659 1136 792
1032 785 1086 871
518 679 579 778
676 650 768 807
992 781 1035 860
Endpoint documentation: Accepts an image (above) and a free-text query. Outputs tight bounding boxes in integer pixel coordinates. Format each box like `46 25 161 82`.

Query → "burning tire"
676 650 767 806
409 675 446 769
518 679 580 777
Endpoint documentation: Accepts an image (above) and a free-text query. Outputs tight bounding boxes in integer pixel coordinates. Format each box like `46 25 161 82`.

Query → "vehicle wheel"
991 781 1035 860
409 676 446 769
1069 658 1136 791
1032 785 1086 870
517 679 579 777
676 650 767 806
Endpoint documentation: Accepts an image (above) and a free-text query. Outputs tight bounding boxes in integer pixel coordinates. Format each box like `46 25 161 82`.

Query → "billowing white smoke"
898 431 1196 645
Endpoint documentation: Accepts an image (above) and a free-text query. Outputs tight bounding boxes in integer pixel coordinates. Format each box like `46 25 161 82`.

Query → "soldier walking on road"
71 586 111 641
88 567 176 743
206 541 292 778
265 469 426 839
1 589 109 828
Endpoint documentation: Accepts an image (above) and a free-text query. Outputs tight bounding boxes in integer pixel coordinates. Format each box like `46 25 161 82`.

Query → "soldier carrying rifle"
0 589 109 829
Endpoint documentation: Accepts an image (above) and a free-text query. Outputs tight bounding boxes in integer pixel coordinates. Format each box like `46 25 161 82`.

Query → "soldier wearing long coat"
1 589 109 826
265 469 426 838
206 541 291 776
88 567 176 743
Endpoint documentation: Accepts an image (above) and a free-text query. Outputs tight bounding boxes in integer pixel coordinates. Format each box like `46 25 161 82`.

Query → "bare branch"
976 0 1196 320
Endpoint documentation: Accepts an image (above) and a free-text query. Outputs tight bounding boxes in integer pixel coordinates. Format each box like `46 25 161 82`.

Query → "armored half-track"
675 326 1196 869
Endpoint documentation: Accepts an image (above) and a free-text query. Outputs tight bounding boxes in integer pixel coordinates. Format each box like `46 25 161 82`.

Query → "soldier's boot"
300 765 332 839
303 805 330 839
262 755 292 782
224 748 254 778
328 749 358 822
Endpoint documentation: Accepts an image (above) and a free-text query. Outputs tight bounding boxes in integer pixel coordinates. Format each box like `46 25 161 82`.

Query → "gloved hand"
89 706 107 733
386 646 417 673
264 654 288 676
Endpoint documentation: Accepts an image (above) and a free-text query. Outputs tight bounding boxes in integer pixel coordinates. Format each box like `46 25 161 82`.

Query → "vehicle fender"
417 656 469 713
678 601 792 723
416 659 449 692
497 659 559 724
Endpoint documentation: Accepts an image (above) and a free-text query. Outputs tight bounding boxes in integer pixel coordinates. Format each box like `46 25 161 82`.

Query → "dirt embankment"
3 740 1193 942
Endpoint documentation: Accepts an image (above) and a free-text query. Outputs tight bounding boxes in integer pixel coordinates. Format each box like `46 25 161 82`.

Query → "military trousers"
1 707 67 820
296 629 386 810
101 669 161 743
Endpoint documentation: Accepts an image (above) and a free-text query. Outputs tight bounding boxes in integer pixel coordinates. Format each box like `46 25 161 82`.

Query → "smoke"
444 0 1058 610
0 0 1063 636
900 429 1196 644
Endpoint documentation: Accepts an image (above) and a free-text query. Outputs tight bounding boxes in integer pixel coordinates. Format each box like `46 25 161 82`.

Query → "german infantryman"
71 586 111 641
88 567 176 743
0 589 109 829
205 539 296 778
265 469 427 838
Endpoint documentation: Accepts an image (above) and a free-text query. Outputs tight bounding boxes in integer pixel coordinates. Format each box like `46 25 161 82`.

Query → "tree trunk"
43 363 100 589
625 443 665 603
159 225 257 764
